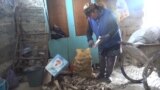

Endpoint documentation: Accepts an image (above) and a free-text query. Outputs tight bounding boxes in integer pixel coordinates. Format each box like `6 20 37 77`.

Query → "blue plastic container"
0 79 7 90
45 54 69 77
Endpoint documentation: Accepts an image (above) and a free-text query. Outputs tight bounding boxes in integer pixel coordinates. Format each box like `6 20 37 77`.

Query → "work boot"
98 77 111 84
96 74 111 83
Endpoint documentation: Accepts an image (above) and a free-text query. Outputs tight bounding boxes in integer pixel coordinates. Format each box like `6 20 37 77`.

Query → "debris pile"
42 74 111 90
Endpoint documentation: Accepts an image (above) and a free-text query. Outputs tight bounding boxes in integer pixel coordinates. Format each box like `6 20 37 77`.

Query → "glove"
99 34 110 40
93 34 110 48
93 38 101 48
99 34 110 43
88 40 94 48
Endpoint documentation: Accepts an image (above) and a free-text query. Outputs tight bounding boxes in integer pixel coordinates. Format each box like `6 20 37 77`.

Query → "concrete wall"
14 0 48 34
0 0 15 76
15 0 43 7
120 0 144 41
0 0 48 76
0 0 16 64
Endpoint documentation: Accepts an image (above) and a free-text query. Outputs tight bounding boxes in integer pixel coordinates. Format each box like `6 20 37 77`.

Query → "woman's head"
83 3 104 19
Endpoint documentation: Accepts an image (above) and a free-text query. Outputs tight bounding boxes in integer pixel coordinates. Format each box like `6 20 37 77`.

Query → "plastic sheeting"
128 26 160 44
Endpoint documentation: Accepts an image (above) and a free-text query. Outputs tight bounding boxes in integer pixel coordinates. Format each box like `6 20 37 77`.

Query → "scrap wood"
54 80 62 90
62 82 78 90
63 76 72 83
50 86 58 90
43 71 52 85
60 70 73 75
87 84 98 88
75 78 86 85
63 86 67 90
87 83 111 90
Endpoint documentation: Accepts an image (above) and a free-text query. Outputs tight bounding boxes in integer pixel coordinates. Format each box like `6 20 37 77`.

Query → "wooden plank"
73 0 90 36
47 0 69 36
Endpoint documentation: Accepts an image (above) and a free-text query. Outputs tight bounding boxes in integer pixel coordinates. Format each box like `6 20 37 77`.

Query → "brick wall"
0 0 47 75
0 0 15 64
120 0 144 41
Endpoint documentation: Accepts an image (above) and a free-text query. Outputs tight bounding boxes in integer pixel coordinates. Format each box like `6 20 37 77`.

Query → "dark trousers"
99 55 117 78
98 44 120 78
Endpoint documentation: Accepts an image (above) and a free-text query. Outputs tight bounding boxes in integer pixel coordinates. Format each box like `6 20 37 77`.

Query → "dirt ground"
14 65 160 90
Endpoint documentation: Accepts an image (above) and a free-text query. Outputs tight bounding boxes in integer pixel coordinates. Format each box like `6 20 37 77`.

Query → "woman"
83 2 122 83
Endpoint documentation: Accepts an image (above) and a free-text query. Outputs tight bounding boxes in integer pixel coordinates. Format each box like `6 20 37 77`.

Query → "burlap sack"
72 48 92 77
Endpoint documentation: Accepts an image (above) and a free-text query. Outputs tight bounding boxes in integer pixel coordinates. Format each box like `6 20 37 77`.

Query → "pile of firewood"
42 48 112 90
42 74 111 90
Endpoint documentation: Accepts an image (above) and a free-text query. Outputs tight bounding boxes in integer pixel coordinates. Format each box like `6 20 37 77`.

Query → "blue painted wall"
48 0 99 64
